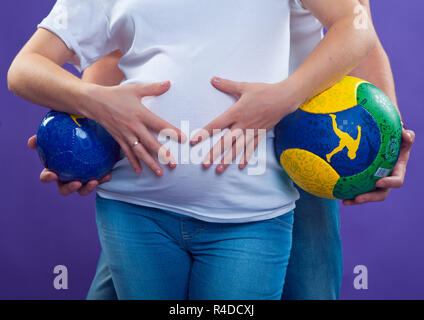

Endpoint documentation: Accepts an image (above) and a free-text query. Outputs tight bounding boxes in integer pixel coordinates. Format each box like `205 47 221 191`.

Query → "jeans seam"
180 218 190 249
272 214 294 231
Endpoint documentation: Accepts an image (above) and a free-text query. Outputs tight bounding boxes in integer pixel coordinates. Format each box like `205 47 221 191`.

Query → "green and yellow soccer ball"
275 76 402 199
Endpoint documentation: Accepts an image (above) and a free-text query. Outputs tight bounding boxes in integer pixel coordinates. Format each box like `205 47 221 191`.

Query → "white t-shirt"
39 0 309 223
289 0 324 74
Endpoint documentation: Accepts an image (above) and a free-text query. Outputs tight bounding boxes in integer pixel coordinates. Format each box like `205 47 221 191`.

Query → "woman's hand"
190 77 299 173
343 128 415 205
28 135 110 196
82 81 187 176
8 29 186 176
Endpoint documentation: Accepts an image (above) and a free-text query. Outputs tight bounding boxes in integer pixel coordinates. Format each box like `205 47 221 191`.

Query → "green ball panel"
333 158 391 199
333 83 402 199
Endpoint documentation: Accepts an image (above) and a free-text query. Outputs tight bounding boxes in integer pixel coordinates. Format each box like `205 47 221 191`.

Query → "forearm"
8 52 93 116
349 0 399 114
284 13 376 111
349 36 400 125
350 40 398 106
7 28 99 117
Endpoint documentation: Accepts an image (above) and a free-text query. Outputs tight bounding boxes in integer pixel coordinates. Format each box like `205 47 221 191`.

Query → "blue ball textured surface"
36 111 121 183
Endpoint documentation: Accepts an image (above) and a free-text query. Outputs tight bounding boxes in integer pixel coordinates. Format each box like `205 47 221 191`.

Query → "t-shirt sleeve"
38 0 118 71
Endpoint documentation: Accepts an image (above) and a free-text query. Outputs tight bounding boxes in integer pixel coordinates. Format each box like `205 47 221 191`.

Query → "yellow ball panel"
300 76 368 114
280 149 340 199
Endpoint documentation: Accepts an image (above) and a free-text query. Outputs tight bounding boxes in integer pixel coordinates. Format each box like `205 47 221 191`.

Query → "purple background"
1 0 423 300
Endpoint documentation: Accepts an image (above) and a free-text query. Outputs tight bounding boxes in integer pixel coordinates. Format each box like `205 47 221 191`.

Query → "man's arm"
349 0 398 110
82 50 124 86
350 38 398 108
343 0 415 205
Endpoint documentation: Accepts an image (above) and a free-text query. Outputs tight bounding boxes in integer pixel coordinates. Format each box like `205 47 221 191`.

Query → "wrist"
75 82 104 119
273 77 305 116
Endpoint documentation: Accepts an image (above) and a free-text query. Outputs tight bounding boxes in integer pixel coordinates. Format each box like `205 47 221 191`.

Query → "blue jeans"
91 195 294 300
88 190 342 300
282 188 342 300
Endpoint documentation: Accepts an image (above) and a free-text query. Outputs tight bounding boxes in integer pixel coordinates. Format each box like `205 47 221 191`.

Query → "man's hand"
28 135 111 196
343 128 415 205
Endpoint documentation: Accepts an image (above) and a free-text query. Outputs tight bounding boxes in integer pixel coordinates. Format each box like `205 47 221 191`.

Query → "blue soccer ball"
36 110 121 183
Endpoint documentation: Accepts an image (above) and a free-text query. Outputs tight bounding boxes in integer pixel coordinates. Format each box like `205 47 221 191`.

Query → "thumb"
211 77 245 96
402 129 415 147
130 81 171 98
40 169 58 183
27 135 37 150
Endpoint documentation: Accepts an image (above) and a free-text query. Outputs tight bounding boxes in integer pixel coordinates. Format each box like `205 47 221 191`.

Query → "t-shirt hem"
96 190 296 223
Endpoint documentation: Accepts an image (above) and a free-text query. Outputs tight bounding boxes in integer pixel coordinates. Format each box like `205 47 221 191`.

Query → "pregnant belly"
97 135 296 218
